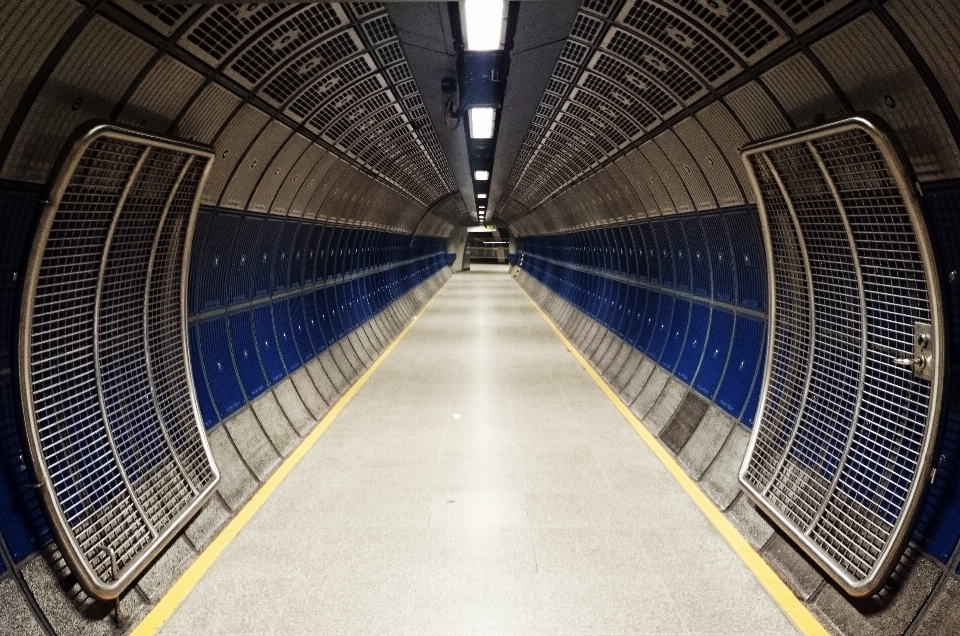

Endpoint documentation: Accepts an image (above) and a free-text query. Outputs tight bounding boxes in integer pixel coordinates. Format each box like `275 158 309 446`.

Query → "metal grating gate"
19 124 219 600
739 115 945 597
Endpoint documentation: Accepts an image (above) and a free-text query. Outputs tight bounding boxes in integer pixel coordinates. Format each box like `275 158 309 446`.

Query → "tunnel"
0 0 959 634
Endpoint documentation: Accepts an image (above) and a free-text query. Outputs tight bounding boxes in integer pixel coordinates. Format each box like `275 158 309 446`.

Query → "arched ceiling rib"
494 0 960 235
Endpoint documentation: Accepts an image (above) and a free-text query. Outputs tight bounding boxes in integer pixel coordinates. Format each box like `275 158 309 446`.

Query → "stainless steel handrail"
738 114 945 597
18 122 219 600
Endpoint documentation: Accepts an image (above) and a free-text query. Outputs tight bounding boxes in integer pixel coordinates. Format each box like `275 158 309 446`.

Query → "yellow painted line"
515 281 828 636
132 281 447 636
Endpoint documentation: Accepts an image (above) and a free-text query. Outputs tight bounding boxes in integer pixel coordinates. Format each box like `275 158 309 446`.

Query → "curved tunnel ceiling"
0 0 959 631
0 1 472 235
485 0 960 237
3 1 956 239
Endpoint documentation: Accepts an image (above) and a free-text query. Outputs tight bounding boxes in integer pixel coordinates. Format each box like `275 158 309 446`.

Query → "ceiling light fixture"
464 0 504 51
475 170 489 181
477 194 487 199
468 107 495 139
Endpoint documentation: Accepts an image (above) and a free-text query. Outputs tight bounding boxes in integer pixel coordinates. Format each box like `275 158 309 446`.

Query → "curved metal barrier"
739 115 945 597
19 123 220 600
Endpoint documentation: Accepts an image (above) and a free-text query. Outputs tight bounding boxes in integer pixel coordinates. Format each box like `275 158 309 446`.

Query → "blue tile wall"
909 180 960 563
0 182 51 564
188 207 448 428
228 311 268 400
521 189 960 572
517 207 768 427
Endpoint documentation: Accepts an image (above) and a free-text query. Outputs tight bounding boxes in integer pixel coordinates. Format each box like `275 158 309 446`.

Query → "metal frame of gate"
19 122 219 600
738 114 945 597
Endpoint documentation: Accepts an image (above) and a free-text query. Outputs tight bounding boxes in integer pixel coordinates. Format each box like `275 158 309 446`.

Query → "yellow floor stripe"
132 283 446 636
516 281 828 636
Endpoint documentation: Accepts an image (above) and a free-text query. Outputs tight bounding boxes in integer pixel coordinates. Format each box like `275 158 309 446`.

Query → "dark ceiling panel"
488 1 582 218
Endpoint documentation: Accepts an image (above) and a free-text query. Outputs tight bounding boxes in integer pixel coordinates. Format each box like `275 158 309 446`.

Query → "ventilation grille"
19 124 219 600
739 116 945 597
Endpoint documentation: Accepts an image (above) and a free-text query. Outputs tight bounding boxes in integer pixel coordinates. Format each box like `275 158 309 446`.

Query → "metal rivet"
950 270 957 283
71 97 83 111
884 95 896 108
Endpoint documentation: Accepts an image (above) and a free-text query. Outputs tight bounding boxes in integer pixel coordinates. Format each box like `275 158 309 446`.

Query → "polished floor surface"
159 270 799 635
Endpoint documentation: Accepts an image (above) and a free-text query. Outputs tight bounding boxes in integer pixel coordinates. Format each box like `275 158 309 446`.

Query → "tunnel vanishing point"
1 0 960 634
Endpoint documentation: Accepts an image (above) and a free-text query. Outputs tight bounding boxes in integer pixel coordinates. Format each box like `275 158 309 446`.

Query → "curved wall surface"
505 0 960 633
0 1 959 635
0 2 461 633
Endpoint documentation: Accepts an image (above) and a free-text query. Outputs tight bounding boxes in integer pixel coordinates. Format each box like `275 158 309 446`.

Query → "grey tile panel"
699 424 750 510
630 366 669 421
643 377 687 436
910 575 960 636
329 341 360 383
0 577 46 636
677 405 734 479
812 551 940 636
724 493 775 552
184 495 233 553
290 366 329 421
251 390 300 455
761 533 825 602
597 337 627 377
207 426 259 512
136 537 198 603
659 390 709 453
273 378 317 437
317 348 350 395
223 408 282 481
610 347 644 394
304 357 339 407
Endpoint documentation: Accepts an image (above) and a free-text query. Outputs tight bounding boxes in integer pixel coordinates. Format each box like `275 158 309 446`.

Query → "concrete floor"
159 269 799 636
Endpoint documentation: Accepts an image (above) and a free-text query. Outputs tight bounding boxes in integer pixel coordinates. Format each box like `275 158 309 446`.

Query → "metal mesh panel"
739 116 944 597
228 4 345 86
619 0 739 84
570 14 603 44
259 30 362 106
141 4 190 26
285 55 376 120
20 124 218 600
582 0 615 16
661 0 783 61
602 28 705 103
183 4 283 65
584 58 680 116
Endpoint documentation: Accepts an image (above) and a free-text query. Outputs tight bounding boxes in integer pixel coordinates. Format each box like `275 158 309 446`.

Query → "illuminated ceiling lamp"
468 107 495 139
464 0 505 51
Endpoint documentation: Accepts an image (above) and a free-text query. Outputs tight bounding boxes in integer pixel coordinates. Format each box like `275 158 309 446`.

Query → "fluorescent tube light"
464 0 504 51
477 194 487 199
475 170 489 180
469 107 495 139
